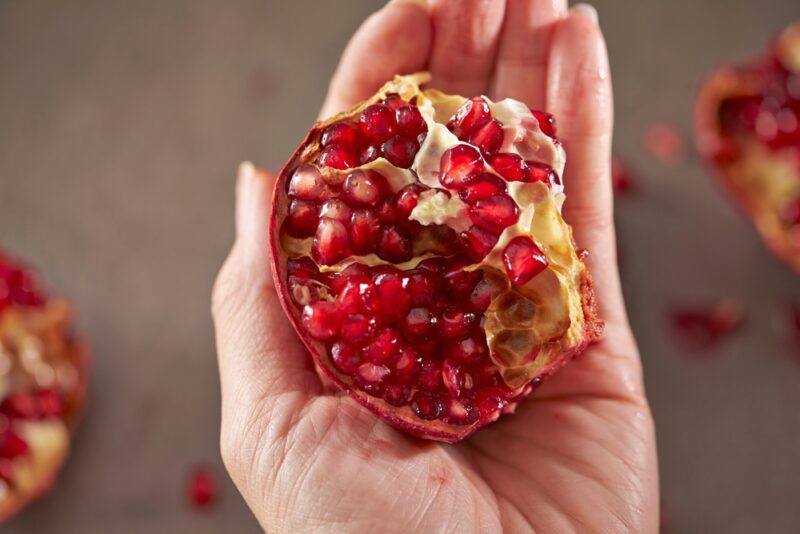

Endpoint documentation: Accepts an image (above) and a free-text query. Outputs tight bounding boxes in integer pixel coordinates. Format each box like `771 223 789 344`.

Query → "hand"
212 1 659 532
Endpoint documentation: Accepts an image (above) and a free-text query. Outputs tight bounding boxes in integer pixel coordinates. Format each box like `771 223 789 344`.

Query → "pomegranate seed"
396 105 427 138
476 396 504 420
444 335 488 365
459 225 499 261
381 135 419 168
527 161 559 188
331 341 362 373
0 459 13 481
384 383 412 406
459 173 506 204
327 263 369 292
488 153 530 182
396 183 427 219
445 399 479 425
0 431 28 459
287 256 319 279
340 314 376 345
401 307 437 342
355 363 390 396
418 360 443 391
442 359 465 397
411 392 444 420
377 226 412 263
362 327 401 365
374 272 411 322
301 301 342 340
502 236 548 285
287 164 329 200
360 145 379 164
1 392 39 419
312 218 350 265
342 169 389 207
321 121 362 149
670 300 745 351
376 198 399 224
406 269 440 306
532 109 557 138
382 93 405 111
318 143 359 170
781 198 800 227
439 306 476 339
284 200 319 238
469 194 519 233
468 274 505 312
444 260 482 301
468 119 504 156
448 97 491 138
187 467 218 510
336 279 375 313
319 199 353 222
36 390 63 418
360 104 397 142
417 340 441 359
394 347 421 380
349 209 382 254
440 144 483 189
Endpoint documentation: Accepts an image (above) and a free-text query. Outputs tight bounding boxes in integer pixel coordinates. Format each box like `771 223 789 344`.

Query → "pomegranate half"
269 73 602 442
696 21 800 270
0 251 89 523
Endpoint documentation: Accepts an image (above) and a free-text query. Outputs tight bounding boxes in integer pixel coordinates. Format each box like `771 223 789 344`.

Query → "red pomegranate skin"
269 74 602 442
0 252 89 524
695 22 800 271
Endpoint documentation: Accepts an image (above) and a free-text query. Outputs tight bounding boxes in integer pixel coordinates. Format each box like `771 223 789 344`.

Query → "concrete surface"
0 1 799 532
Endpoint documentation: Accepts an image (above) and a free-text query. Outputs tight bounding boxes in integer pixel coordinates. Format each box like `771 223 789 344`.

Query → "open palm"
212 1 658 532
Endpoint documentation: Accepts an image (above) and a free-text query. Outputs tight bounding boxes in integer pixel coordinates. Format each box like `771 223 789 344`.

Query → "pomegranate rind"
269 74 602 442
0 297 90 523
695 22 800 271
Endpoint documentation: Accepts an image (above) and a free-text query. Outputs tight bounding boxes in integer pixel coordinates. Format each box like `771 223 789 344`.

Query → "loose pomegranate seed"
321 120 362 149
301 301 342 340
381 135 419 168
377 227 412 263
383 383 412 406
312 218 350 265
331 341 362 373
532 110 557 138
374 272 411 322
287 164 329 201
349 209 382 254
283 200 319 238
440 144 483 189
444 335 488 365
401 307 437 342
396 104 427 138
342 169 389 207
469 194 519 233
361 327 401 365
439 306 476 339
187 467 218 510
411 392 444 420
459 225 499 261
355 363 391 395
360 104 397 142
340 314 376 345
468 119 504 156
318 144 359 170
459 173 506 204
449 97 491 138
0 431 28 459
488 153 530 182
319 199 352 222
502 236 548 285
611 155 636 195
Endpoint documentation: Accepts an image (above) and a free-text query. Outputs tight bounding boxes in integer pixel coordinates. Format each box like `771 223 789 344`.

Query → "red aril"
270 73 602 442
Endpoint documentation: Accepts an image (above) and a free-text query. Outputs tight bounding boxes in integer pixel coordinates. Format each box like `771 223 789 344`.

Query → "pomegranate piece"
643 122 685 165
611 154 636 195
187 467 219 510
270 73 602 442
0 251 89 524
696 22 800 270
669 300 745 352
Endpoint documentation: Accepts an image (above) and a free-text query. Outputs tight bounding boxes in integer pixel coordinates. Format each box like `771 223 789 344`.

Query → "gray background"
1 1 799 532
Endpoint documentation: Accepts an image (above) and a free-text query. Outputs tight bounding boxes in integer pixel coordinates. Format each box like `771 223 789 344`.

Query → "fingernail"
571 3 598 22
238 160 256 182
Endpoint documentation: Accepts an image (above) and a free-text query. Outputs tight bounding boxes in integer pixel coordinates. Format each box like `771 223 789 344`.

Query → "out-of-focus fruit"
187 467 218 510
696 22 800 270
669 299 745 352
0 252 89 523
269 73 602 442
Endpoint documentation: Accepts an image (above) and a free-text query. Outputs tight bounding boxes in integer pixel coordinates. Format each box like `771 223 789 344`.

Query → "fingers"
546 5 623 323
212 163 320 435
428 0 506 96
490 0 567 107
319 0 432 119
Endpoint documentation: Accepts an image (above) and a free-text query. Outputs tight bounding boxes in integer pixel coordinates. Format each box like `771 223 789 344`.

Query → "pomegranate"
269 73 602 442
669 299 745 352
696 21 800 270
0 251 89 523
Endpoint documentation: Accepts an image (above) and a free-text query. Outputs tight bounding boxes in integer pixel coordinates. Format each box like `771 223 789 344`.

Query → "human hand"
212 1 658 532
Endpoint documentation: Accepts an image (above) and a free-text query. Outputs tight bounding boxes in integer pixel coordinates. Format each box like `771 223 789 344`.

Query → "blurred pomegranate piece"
187 467 219 510
0 251 89 524
643 122 685 165
696 21 800 270
269 73 602 442
611 154 637 195
670 299 745 352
